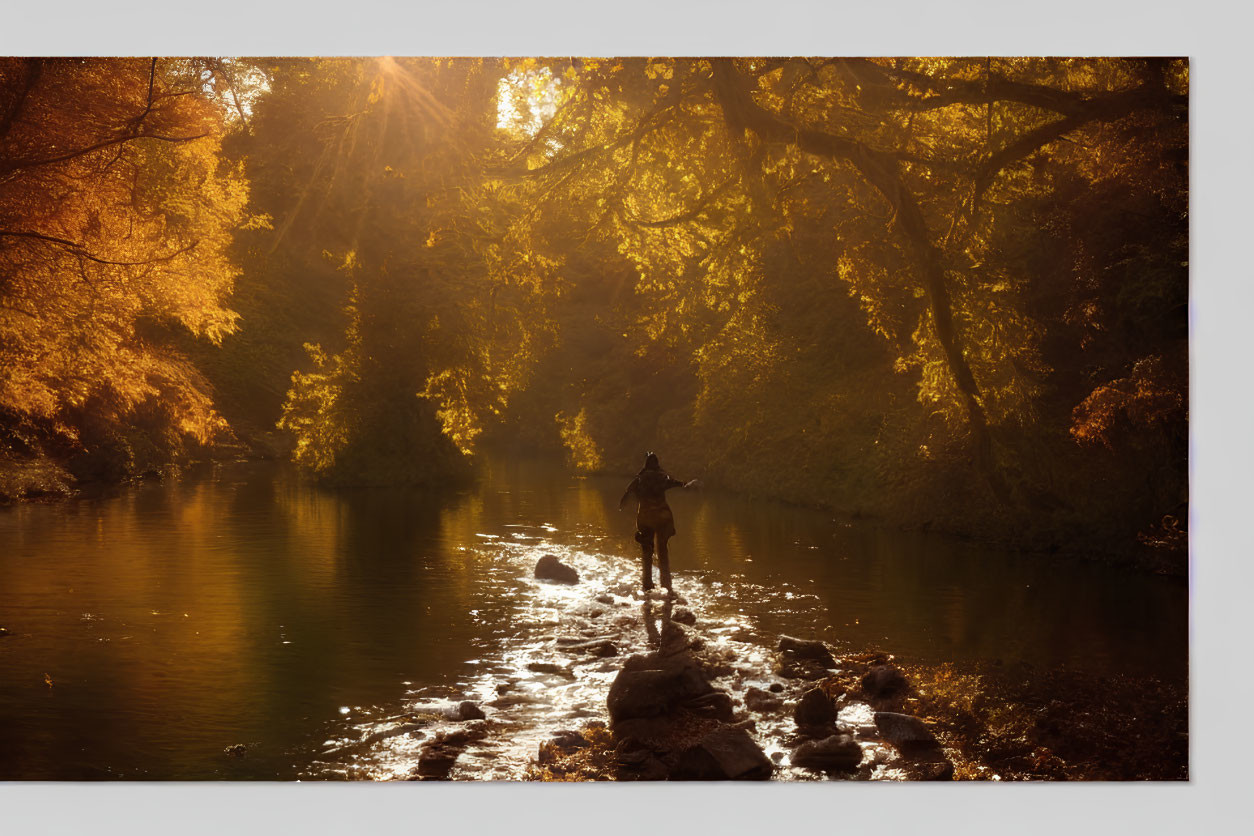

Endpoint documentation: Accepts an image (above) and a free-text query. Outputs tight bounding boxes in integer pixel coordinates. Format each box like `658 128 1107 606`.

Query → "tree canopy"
0 56 1188 563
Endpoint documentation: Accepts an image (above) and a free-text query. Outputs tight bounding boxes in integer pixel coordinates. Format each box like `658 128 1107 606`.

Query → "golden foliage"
0 58 248 458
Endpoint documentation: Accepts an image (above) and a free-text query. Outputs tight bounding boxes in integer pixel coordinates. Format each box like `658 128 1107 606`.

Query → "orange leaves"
1070 356 1185 448
0 57 247 452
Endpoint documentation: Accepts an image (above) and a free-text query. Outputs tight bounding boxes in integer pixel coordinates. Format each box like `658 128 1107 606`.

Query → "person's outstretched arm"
618 478 639 510
665 476 701 490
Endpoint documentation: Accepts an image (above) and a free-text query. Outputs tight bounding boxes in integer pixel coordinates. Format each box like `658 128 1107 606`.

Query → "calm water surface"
0 458 1187 779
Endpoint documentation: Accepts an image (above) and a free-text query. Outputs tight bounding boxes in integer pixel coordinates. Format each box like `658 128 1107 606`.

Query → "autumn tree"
226 58 548 485
480 57 1187 557
0 57 255 492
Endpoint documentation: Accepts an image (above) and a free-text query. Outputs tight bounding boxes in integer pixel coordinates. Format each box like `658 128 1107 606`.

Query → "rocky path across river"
310 543 955 781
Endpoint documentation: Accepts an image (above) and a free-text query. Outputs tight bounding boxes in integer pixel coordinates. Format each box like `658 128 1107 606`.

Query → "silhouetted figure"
618 452 698 593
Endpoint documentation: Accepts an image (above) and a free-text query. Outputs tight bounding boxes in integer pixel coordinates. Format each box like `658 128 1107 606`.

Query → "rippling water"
0 458 1187 779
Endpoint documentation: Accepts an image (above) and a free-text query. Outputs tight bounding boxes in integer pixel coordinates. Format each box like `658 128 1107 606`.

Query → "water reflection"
0 457 1187 780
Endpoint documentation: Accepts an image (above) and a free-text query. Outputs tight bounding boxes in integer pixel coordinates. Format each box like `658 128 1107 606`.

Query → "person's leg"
638 528 655 591
657 533 672 591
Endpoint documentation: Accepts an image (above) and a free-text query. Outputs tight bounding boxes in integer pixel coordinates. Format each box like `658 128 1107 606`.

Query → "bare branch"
0 230 199 266
0 130 211 175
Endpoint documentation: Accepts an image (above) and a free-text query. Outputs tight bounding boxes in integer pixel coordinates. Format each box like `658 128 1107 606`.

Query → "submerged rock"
670 728 774 780
414 726 487 780
560 638 618 657
526 662 575 678
534 554 580 584
874 712 938 749
744 686 784 713
791 733 862 772
223 743 247 758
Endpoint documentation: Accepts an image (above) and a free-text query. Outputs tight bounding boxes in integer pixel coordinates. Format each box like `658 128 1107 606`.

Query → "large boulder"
794 688 837 728
669 728 774 780
860 665 910 701
534 554 579 584
874 712 938 749
791 733 862 772
608 659 714 724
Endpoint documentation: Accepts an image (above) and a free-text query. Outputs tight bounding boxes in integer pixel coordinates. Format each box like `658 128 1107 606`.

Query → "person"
618 452 698 593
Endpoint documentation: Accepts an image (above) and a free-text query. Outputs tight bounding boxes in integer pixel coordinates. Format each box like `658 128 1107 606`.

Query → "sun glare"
496 66 561 137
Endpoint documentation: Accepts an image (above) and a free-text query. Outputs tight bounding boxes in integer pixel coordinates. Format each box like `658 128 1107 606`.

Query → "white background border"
2 1 1249 833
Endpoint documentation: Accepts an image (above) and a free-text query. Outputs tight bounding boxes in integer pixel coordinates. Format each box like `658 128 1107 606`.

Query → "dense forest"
0 57 1188 568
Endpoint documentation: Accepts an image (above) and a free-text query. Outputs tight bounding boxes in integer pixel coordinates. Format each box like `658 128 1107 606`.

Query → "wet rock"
685 691 735 722
223 743 247 758
415 727 485 780
595 594 615 605
355 722 427 749
560 638 618 657
791 733 862 772
608 660 714 725
454 700 485 721
731 718 758 733
538 729 591 764
611 716 677 743
860 665 910 701
778 635 836 667
526 662 575 679
534 554 579 584
659 621 697 655
794 688 837 728
669 728 774 780
768 682 784 693
777 637 836 680
489 693 539 708
744 686 784 713
616 741 669 780
779 657 832 680
0 627 9 637
874 712 938 749
671 607 697 626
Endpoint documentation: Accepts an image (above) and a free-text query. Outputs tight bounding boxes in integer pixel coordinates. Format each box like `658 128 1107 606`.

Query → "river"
0 457 1187 780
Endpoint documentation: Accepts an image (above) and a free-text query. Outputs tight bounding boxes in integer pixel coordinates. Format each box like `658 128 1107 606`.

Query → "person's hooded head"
643 452 660 471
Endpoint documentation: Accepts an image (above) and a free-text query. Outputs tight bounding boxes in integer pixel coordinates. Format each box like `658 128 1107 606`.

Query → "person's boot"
642 549 655 592
659 552 672 592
